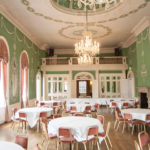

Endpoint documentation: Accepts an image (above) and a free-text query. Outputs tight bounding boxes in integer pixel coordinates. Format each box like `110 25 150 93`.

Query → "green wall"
0 13 42 104
122 26 150 96
136 27 150 87
122 42 138 96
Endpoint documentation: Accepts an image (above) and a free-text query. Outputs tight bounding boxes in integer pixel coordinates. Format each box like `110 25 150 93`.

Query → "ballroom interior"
0 0 150 150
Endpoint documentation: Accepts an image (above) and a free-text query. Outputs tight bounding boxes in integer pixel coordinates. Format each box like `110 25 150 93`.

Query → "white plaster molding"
54 48 115 55
0 5 41 49
131 16 150 36
120 34 136 48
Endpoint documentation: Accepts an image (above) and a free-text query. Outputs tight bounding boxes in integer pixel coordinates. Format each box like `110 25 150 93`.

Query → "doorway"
77 80 92 98
140 93 148 108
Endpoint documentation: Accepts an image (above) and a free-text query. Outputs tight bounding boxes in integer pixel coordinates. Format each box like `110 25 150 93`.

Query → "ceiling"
0 0 150 50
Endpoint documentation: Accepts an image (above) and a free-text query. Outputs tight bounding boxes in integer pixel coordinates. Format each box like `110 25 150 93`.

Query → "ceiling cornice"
131 16 150 36
0 5 42 49
120 16 150 48
120 34 136 48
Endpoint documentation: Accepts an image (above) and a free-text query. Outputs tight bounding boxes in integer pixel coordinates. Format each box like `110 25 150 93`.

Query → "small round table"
0 141 24 150
48 116 104 142
15 107 53 128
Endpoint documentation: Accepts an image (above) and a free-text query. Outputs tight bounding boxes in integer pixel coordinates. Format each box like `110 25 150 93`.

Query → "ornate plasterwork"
50 0 123 16
58 24 112 40
21 0 150 24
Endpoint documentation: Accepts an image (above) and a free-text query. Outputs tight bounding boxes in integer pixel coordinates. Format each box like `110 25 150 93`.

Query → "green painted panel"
0 13 42 105
99 70 122 73
122 42 138 96
72 71 96 80
136 27 150 87
46 71 69 74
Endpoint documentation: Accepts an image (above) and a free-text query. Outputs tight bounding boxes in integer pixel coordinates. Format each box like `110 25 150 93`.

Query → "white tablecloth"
48 116 104 142
0 141 24 150
121 108 150 121
66 103 95 112
66 98 137 106
39 100 61 107
15 107 53 128
109 100 135 109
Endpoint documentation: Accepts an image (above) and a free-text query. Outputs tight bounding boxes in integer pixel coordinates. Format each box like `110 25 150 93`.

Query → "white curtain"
22 68 27 107
0 61 6 124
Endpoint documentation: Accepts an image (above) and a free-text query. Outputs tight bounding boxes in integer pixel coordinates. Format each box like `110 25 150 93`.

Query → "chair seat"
59 137 75 143
48 134 57 139
82 137 97 143
98 132 105 137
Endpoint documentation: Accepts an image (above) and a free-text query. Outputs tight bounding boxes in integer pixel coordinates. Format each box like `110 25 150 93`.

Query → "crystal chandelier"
74 9 100 64
76 0 123 11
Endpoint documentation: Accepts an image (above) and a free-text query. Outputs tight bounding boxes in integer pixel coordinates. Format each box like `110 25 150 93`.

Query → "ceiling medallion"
58 24 112 40
50 0 123 16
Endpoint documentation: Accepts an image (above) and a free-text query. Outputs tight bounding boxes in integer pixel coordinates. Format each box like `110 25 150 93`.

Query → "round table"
0 141 24 150
15 107 53 128
121 108 150 121
48 116 104 142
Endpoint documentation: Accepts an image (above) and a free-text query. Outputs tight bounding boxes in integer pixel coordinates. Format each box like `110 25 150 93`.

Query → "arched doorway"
75 72 93 98
0 37 9 122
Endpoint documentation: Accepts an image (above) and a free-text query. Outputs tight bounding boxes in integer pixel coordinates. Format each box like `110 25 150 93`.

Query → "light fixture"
74 9 100 64
76 0 123 11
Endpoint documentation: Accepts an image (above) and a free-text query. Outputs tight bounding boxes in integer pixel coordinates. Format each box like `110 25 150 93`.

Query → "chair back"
59 127 72 139
146 114 150 121
85 102 90 104
34 144 41 150
134 140 141 150
112 102 117 107
40 112 47 118
12 108 18 116
97 115 104 126
138 131 150 148
87 126 98 136
74 113 84 116
70 102 75 104
124 113 132 120
53 102 58 106
115 107 120 114
40 102 45 106
86 126 98 141
53 114 62 119
19 112 26 118
110 99 114 102
15 136 28 149
85 106 91 111
94 103 99 109
35 100 39 106
70 106 77 111
123 103 129 107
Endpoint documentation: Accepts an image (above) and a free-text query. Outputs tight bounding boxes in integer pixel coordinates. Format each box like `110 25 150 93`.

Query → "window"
47 75 69 99
99 74 122 98
79 81 87 94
